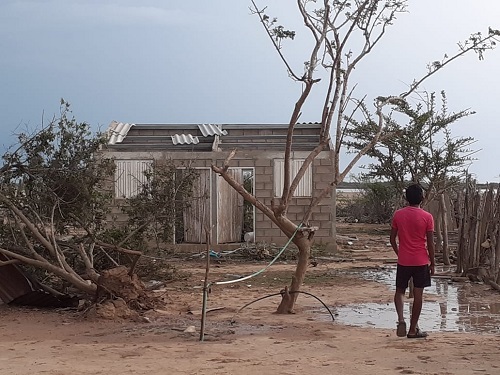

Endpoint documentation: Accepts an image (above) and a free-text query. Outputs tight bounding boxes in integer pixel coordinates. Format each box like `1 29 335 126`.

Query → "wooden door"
217 169 244 243
183 169 211 243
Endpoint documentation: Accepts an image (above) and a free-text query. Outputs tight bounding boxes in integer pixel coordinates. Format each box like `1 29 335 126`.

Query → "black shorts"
396 264 431 290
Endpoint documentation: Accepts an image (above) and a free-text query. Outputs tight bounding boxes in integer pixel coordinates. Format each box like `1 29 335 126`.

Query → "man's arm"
390 227 399 256
426 231 435 275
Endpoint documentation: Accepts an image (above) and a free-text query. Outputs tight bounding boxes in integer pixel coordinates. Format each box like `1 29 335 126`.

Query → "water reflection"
334 266 500 334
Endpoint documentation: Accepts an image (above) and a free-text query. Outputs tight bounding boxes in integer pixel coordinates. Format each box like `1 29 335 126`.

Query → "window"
274 159 312 197
114 159 153 198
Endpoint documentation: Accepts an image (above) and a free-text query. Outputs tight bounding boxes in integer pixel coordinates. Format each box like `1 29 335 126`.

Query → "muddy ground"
0 223 499 375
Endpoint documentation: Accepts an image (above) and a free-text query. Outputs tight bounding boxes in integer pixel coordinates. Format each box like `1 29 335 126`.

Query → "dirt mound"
93 266 161 316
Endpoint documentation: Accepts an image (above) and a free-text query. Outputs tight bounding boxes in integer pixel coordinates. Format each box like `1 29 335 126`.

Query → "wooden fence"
454 182 500 289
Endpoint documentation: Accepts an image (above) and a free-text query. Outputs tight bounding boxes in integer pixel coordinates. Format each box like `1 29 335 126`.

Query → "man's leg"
394 287 407 337
395 264 410 337
408 287 423 335
407 264 431 338
394 287 406 323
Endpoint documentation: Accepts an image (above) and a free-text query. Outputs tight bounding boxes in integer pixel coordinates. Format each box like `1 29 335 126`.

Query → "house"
103 122 335 246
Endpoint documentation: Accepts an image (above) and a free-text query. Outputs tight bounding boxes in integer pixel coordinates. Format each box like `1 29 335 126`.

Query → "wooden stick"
200 225 211 342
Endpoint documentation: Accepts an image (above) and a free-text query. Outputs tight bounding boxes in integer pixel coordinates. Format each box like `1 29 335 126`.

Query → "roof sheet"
171 134 200 145
108 121 134 145
198 124 228 137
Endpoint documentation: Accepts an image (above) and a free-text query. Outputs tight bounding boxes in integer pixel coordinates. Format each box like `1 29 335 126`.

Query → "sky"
1 1 499 182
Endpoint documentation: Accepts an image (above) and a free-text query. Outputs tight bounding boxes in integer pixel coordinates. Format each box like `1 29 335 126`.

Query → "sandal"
396 321 407 337
407 328 428 339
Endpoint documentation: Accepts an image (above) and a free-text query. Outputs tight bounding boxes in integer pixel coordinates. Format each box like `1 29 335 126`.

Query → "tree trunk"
467 193 481 271
494 187 500 282
439 193 450 265
276 236 311 314
435 206 443 254
496 228 500 284
456 186 470 274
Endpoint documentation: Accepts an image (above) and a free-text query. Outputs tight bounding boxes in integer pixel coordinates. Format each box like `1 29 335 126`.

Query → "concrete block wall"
104 147 335 246
251 152 334 245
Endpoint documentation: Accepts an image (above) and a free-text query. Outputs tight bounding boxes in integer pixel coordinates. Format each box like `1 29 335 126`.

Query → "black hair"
405 184 424 205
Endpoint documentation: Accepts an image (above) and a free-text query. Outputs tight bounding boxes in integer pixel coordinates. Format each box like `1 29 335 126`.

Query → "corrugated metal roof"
105 122 331 151
169 124 225 146
171 134 200 145
0 254 34 304
108 121 134 145
198 124 227 137
0 254 79 308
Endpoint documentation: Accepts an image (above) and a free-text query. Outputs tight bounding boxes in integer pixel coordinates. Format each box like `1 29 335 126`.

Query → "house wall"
249 152 334 244
104 149 334 245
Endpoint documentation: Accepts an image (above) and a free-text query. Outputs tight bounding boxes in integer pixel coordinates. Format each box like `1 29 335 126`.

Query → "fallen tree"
0 101 150 307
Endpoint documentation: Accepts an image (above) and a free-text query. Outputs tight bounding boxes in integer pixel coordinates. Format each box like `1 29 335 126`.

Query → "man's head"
405 184 424 205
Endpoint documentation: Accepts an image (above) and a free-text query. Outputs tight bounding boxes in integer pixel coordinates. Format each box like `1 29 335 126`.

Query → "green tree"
339 177 399 224
348 91 475 199
0 101 115 294
348 91 476 264
122 160 202 249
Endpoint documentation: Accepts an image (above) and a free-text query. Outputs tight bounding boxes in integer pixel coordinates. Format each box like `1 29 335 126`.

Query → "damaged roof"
106 122 330 152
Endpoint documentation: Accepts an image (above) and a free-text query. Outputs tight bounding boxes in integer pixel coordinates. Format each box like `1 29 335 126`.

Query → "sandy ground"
1 224 499 375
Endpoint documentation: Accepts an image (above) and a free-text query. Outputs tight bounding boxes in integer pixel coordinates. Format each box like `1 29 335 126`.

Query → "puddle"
333 266 500 334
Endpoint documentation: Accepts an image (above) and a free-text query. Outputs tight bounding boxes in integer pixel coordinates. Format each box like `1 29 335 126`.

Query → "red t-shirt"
391 206 434 266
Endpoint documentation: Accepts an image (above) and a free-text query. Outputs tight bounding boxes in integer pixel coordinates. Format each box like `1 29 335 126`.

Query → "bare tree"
211 1 499 313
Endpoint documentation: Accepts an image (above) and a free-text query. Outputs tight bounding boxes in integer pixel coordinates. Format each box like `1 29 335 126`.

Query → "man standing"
390 184 435 338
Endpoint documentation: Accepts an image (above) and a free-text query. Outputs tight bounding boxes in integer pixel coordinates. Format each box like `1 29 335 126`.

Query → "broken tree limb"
95 241 142 257
98 246 120 267
95 241 142 276
222 149 237 172
0 192 57 257
0 258 20 266
77 243 99 282
14 214 51 263
485 278 500 292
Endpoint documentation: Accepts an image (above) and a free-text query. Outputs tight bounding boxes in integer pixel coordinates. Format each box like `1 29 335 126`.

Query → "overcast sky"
1 1 499 182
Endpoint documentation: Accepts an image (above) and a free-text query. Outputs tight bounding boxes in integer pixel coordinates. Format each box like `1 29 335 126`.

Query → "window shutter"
114 160 153 198
274 159 312 197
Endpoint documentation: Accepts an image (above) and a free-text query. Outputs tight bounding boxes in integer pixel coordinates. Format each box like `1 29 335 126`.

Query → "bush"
338 181 399 223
